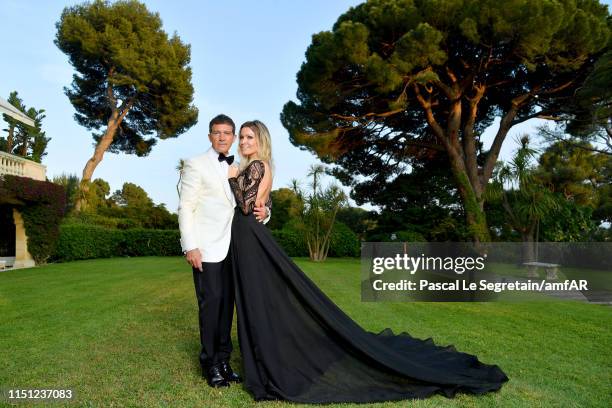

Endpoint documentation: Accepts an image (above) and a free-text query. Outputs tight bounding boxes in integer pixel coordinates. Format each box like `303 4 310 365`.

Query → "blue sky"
2 1 609 212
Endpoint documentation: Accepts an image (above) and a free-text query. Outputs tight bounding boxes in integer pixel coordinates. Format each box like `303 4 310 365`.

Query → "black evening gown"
228 161 508 403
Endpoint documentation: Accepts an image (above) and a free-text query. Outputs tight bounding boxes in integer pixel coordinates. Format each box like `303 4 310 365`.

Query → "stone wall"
12 209 35 268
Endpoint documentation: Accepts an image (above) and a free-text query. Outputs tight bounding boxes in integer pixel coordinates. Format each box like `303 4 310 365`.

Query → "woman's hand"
253 199 268 222
228 164 239 178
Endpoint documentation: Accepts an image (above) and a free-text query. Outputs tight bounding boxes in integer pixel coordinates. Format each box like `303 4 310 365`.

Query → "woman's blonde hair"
238 120 273 176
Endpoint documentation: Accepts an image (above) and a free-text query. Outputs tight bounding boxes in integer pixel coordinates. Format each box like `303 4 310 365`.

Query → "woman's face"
239 126 259 158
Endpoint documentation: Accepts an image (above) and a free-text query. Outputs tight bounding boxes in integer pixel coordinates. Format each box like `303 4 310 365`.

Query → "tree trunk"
6 124 15 153
521 231 536 263
75 117 120 212
19 138 28 157
413 82 492 243
447 149 491 243
521 227 538 277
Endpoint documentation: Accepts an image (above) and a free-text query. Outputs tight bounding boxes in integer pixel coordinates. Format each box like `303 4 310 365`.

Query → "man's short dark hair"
209 114 235 134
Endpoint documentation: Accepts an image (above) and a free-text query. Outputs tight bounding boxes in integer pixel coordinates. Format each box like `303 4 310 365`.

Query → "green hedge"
52 225 181 261
120 229 182 257
53 221 359 262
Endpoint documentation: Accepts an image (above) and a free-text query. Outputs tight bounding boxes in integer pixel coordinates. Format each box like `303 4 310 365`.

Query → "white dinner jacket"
178 147 236 263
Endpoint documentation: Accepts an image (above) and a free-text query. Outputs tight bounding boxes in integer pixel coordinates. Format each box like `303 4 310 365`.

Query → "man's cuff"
262 207 272 224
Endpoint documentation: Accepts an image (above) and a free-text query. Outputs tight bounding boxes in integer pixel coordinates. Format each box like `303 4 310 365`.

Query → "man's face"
209 123 236 155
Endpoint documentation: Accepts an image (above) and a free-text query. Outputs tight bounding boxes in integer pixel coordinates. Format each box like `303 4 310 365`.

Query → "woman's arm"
228 176 245 213
230 161 268 215
255 161 272 210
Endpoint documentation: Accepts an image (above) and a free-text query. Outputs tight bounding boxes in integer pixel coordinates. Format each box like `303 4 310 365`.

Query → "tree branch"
501 191 523 232
118 98 135 122
482 93 532 185
510 111 566 127
463 83 486 194
330 108 404 122
537 79 576 96
106 67 117 112
413 83 447 145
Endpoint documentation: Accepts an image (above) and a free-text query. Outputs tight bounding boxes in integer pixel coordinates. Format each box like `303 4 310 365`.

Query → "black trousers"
192 250 234 369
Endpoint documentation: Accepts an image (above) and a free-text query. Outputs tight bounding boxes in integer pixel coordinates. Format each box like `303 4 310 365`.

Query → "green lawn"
0 257 610 407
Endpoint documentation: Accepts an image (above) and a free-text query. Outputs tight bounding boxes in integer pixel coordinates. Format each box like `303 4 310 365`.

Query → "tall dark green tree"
1 91 49 162
107 181 177 229
282 0 611 242
1 92 25 154
565 49 612 153
52 173 80 214
537 139 612 224
13 107 49 163
336 207 377 240
358 151 468 241
111 182 153 208
267 187 305 230
55 0 198 211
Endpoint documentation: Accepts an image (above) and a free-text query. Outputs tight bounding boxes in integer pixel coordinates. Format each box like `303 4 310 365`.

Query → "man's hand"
228 164 239 178
185 249 203 271
253 200 268 223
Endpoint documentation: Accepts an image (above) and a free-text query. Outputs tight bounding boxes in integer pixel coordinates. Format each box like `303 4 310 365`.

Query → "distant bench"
523 262 560 280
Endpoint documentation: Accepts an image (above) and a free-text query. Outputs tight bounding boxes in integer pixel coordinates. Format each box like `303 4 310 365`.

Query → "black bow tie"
218 153 234 165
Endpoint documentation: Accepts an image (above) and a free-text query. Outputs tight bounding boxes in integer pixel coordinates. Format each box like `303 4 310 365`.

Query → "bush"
120 229 182 257
63 212 121 229
52 225 120 261
53 221 358 262
271 227 308 257
270 221 359 258
329 222 360 257
395 230 427 242
52 225 181 261
0 175 66 264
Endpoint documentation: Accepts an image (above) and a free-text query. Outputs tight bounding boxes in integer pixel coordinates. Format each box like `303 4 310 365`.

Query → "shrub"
271 221 359 258
63 212 121 229
0 175 66 263
329 222 360 257
271 227 308 257
52 225 120 261
52 220 358 262
52 225 181 261
120 229 182 257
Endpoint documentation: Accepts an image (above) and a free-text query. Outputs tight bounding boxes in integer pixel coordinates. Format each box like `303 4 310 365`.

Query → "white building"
1 96 44 269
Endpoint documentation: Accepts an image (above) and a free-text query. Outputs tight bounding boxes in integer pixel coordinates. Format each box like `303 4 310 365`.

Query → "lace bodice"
228 160 272 215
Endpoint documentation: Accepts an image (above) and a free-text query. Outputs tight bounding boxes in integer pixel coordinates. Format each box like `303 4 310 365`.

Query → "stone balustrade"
0 151 46 181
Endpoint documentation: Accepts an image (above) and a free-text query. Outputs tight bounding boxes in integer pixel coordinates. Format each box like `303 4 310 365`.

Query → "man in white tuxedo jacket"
178 114 268 388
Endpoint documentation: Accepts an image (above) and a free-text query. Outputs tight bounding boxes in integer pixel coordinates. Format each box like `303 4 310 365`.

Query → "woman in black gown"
227 120 508 403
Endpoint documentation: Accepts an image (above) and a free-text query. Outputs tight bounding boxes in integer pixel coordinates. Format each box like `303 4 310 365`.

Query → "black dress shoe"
219 361 242 383
205 365 230 388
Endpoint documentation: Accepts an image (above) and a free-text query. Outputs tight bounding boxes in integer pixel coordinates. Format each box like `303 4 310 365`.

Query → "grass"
0 257 610 407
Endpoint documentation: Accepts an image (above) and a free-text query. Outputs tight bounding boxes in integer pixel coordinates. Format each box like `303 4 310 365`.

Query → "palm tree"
488 135 561 263
295 164 348 261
